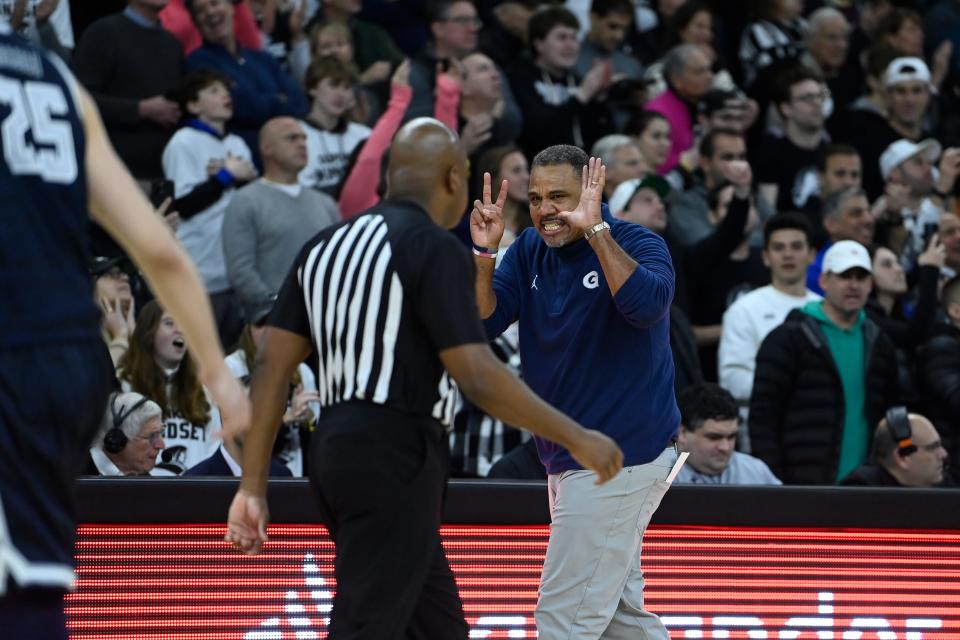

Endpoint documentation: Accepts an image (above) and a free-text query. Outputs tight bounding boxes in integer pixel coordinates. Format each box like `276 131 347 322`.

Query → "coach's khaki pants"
535 446 677 640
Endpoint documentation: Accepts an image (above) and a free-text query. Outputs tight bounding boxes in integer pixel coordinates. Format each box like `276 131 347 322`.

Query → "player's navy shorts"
0 338 113 594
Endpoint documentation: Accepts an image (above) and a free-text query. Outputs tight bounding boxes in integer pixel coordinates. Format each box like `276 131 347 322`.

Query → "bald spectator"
591 134 647 199
842 410 949 487
802 7 858 111
646 43 715 174
72 0 183 184
185 0 308 160
807 188 875 295
223 118 340 325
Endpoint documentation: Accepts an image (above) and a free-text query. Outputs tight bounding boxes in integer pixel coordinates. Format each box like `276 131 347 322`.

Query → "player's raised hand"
470 171 508 252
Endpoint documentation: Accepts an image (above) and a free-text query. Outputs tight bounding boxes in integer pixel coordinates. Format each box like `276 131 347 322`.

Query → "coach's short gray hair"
531 144 588 177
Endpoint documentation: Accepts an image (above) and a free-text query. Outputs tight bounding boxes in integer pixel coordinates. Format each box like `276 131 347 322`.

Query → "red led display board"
66 524 960 639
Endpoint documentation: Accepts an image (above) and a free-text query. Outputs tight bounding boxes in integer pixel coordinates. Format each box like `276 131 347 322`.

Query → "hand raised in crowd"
35 0 59 24
156 196 181 233
567 428 624 485
470 171 508 250
283 384 319 424
138 95 181 128
390 59 411 87
206 158 224 176
876 182 910 219
460 113 494 156
224 153 258 182
918 233 947 269
577 60 612 104
937 147 960 195
560 156 605 231
360 60 393 85
436 57 464 91
289 0 307 42
932 40 954 89
721 159 752 199
100 296 135 341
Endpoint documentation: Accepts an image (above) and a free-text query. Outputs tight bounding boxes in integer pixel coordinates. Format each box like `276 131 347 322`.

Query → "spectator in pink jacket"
645 43 714 174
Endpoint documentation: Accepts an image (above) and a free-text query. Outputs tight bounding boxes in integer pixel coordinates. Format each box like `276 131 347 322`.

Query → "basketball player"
0 23 249 639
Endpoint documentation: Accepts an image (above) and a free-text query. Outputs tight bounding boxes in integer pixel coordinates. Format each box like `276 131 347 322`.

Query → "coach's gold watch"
584 221 610 241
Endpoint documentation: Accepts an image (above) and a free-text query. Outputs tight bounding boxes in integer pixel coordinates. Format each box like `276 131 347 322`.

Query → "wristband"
932 187 951 199
472 243 498 259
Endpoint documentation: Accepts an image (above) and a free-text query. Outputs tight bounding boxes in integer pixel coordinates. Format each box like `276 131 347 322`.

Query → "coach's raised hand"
470 171 508 251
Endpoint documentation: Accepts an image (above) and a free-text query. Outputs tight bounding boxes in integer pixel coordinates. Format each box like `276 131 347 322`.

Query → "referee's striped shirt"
270 200 488 426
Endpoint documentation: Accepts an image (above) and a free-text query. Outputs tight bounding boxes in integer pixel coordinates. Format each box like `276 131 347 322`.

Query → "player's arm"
226 326 311 555
79 86 250 434
440 343 623 483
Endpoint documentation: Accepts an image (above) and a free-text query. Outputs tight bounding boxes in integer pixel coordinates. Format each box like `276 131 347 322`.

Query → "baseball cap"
822 240 872 275
608 174 671 215
879 138 941 180
884 57 932 89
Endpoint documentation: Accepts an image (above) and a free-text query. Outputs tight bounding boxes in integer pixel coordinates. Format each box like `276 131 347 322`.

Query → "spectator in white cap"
608 173 670 234
876 138 959 269
749 239 901 484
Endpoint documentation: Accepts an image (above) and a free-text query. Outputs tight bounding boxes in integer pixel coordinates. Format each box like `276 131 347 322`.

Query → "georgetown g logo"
582 271 599 289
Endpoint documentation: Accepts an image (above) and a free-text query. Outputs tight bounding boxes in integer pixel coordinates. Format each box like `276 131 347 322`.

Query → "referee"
226 118 623 639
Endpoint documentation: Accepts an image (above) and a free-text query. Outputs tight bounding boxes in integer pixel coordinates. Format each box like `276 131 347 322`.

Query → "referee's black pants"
308 403 468 640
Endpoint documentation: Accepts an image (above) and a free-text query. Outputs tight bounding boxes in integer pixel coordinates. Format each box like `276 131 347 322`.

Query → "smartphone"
923 222 939 246
149 178 175 209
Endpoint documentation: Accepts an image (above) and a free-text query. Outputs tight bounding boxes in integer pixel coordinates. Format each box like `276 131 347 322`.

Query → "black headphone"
885 406 917 457
104 393 150 454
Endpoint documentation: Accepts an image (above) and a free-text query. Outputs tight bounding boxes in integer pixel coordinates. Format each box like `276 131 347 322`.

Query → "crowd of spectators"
10 0 959 487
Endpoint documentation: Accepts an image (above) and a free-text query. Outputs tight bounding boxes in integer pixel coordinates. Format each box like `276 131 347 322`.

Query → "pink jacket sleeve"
338 83 413 218
434 74 461 132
